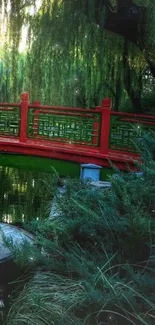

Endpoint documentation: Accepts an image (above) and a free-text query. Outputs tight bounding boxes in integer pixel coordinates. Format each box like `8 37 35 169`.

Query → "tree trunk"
115 78 121 111
123 40 143 113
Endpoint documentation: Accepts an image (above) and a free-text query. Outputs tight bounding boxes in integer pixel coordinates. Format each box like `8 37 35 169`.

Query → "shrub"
5 134 155 325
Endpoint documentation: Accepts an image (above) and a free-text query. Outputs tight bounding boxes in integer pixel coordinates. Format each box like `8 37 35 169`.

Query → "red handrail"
32 109 97 118
111 111 155 119
0 103 20 107
119 118 155 125
29 104 102 113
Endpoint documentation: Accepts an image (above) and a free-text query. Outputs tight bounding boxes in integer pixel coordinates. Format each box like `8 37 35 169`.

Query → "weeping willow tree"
25 0 127 108
0 0 154 112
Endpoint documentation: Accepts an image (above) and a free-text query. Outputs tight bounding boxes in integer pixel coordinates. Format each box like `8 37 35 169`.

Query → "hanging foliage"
0 0 154 112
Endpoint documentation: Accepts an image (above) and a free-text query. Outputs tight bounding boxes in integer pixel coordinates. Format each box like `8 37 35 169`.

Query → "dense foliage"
4 134 155 325
0 1 155 112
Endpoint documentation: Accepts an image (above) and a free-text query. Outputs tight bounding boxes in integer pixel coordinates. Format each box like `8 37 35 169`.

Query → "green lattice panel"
110 115 155 152
28 109 100 146
0 107 20 137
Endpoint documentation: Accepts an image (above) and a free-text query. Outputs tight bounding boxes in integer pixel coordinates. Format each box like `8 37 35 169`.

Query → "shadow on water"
0 165 53 224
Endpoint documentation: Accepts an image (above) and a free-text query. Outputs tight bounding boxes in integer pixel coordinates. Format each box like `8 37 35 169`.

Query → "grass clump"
5 134 155 325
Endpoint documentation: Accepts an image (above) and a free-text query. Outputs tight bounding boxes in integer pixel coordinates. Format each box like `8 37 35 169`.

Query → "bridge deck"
0 136 140 171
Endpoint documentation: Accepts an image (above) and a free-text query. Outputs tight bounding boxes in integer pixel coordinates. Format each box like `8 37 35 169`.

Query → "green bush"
5 135 155 325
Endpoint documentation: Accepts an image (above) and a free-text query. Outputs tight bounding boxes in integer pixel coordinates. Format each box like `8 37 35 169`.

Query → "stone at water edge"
90 181 112 189
49 186 66 219
0 223 34 307
0 222 33 263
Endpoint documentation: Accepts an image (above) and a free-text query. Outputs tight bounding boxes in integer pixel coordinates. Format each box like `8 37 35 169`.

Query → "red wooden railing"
0 92 155 157
0 93 112 154
110 110 155 152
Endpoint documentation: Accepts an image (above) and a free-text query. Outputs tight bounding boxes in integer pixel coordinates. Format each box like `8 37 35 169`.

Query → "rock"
90 181 112 190
0 223 33 263
0 223 34 308
49 186 66 219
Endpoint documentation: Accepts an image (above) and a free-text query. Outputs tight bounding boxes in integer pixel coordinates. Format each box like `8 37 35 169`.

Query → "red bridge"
0 92 154 171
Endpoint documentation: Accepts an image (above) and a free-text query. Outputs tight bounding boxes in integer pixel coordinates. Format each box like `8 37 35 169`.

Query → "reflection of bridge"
0 93 155 171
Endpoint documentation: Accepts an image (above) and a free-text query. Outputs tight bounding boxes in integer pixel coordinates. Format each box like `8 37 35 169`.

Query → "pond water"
0 165 54 323
0 165 53 224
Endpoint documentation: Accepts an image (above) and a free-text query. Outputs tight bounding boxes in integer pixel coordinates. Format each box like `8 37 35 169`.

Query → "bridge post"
99 98 111 154
20 93 29 143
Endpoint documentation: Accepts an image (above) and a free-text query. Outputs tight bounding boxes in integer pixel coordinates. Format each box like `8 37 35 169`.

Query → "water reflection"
0 166 52 223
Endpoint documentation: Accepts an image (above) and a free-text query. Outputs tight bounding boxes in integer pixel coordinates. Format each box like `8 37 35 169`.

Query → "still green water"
0 154 113 224
0 165 53 223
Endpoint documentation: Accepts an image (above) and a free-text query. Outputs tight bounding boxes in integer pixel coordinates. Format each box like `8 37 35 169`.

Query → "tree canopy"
0 0 155 113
